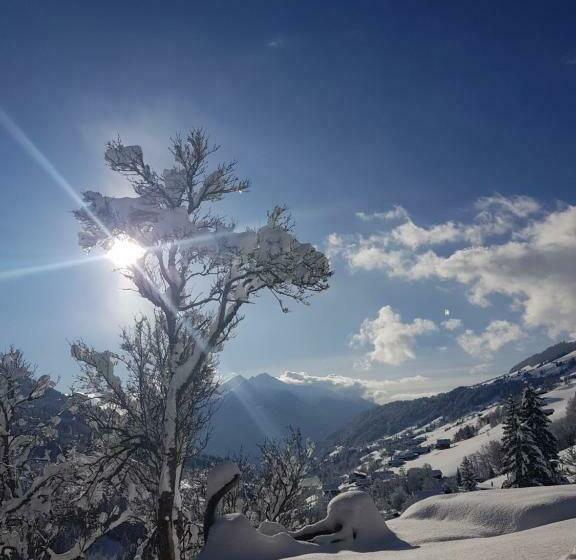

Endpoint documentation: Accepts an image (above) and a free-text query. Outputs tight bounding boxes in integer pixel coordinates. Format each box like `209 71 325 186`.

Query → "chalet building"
410 445 431 455
348 470 369 483
435 439 451 450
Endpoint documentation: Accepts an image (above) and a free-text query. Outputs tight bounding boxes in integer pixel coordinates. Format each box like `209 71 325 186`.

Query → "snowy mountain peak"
221 374 248 391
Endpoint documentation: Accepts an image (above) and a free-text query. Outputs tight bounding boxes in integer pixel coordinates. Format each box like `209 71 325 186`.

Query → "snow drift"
300 519 576 560
392 485 576 543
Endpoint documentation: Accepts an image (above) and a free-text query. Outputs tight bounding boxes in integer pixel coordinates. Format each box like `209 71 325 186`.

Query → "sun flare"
107 236 145 267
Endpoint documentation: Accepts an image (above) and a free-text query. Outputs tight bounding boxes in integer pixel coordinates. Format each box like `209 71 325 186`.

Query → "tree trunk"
157 489 178 560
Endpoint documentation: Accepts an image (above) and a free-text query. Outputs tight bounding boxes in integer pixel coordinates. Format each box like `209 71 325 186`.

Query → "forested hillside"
326 373 561 448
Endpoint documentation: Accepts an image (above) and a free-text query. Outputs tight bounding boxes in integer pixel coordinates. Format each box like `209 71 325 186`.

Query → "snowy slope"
393 382 576 476
330 342 576 452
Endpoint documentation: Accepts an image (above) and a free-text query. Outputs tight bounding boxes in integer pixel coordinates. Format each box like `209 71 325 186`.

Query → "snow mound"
396 486 576 542
291 491 398 551
206 462 240 502
198 514 316 560
199 491 402 559
259 520 289 536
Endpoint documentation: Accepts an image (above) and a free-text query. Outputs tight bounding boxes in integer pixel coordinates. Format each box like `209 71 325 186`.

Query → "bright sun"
107 236 145 267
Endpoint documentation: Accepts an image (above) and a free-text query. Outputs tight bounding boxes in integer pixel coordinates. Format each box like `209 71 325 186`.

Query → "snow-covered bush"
250 428 318 529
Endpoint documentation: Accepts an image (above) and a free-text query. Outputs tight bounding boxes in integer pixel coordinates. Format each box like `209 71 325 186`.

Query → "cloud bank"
277 370 430 404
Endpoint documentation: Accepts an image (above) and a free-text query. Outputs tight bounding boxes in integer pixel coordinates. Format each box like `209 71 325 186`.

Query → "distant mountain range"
205 373 374 456
28 341 576 459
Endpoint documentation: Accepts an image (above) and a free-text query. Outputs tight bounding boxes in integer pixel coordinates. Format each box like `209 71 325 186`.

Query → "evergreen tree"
519 386 560 485
515 414 547 487
459 456 477 491
502 397 538 488
456 467 462 487
502 388 561 488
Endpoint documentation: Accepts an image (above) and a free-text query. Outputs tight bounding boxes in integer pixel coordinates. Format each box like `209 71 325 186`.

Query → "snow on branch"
71 342 123 395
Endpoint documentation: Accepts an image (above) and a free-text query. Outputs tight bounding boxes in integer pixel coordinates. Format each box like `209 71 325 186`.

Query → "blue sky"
1 1 576 401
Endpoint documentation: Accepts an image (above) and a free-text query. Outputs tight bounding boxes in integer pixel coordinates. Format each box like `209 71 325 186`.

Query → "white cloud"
356 205 409 222
457 320 524 359
389 195 539 249
277 371 429 404
390 220 464 248
328 197 576 337
388 391 438 401
350 305 437 367
441 318 462 331
474 193 541 219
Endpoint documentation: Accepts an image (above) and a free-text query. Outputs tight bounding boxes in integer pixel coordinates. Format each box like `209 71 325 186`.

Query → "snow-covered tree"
502 389 560 488
0 347 129 559
519 386 560 485
502 396 525 487
0 347 60 557
71 314 218 558
73 130 331 559
458 456 477 491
